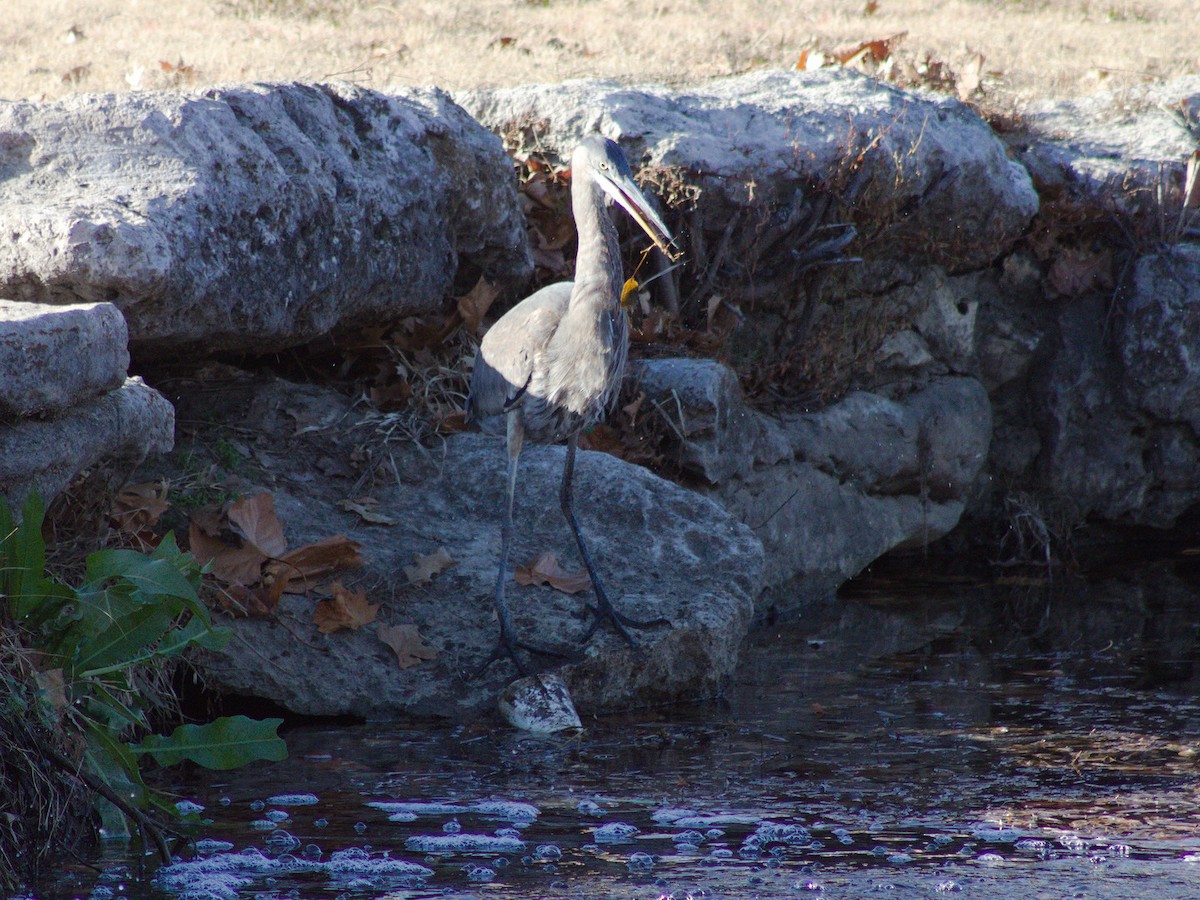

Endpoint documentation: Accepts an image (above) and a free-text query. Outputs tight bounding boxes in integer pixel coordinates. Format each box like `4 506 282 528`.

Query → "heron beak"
600 172 680 261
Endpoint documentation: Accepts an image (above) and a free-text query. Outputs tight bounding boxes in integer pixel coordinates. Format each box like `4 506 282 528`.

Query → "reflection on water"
51 559 1200 898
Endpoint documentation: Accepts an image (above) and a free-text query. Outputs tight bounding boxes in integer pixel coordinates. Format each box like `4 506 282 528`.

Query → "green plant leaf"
85 549 201 608
76 604 177 677
132 716 287 770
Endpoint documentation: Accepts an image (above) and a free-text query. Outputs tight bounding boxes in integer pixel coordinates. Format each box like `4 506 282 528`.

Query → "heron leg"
477 412 569 677
561 433 670 645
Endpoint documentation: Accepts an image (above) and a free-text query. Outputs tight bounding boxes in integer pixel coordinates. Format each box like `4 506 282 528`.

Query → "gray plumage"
468 135 675 675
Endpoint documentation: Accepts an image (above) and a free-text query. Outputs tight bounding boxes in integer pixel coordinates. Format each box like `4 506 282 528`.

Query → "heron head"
574 136 678 260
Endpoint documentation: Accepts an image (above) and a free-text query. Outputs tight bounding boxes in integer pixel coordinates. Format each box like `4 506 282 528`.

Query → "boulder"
1017 75 1200 216
719 376 992 610
0 299 128 419
0 376 174 508
628 357 790 484
1031 244 1200 529
457 68 1038 280
621 356 992 613
163 372 762 719
0 83 532 356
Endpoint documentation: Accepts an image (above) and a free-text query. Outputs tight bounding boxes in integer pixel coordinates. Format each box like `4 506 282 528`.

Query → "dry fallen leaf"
456 276 500 335
189 519 269 587
226 493 288 559
376 623 438 668
404 547 457 584
313 582 379 634
515 552 591 595
266 534 364 596
833 32 907 67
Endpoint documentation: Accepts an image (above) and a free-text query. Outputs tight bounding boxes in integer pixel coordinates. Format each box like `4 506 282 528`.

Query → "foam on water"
403 833 527 854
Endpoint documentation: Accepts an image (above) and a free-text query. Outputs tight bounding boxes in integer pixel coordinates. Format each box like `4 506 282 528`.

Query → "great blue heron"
468 135 676 674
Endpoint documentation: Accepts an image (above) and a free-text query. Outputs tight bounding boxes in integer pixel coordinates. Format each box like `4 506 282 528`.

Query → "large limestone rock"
0 377 174 508
458 68 1038 279
0 83 532 356
0 299 128 419
1018 75 1200 213
1032 244 1200 528
630 357 991 613
164 372 762 719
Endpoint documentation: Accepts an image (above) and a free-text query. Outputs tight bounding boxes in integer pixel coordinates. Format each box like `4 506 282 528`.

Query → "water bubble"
934 882 962 893
354 822 367 834
266 793 319 806
704 828 725 840
249 800 265 812
534 844 563 861
175 800 205 816
797 881 823 891
249 819 278 831
465 864 495 882
219 796 232 806
443 819 462 834
89 887 114 899
975 852 1004 865
708 848 734 859
494 856 509 868
1057 832 1086 852
313 818 328 829
302 844 322 860
495 827 522 839
676 830 705 845
471 800 540 822
886 852 913 864
627 851 655 872
265 830 300 853
1108 843 1131 857
195 839 235 855
833 828 854 845
676 842 703 854
265 809 290 823
593 822 640 843
577 799 606 817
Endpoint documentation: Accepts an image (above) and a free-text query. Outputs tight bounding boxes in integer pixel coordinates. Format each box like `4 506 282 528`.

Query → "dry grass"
2 0 1196 105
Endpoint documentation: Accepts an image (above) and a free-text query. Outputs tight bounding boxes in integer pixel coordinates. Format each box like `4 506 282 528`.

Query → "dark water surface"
51 559 1200 898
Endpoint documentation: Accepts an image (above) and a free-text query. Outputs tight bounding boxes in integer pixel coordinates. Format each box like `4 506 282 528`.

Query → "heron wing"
468 281 573 421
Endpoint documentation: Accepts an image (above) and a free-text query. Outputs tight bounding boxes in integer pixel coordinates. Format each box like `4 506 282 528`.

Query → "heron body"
468 135 674 674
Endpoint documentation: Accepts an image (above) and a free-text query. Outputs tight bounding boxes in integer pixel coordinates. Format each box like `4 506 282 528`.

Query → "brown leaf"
337 497 398 526
188 518 268 586
267 534 364 595
404 547 457 584
833 32 907 66
457 277 500 335
514 552 591 595
313 582 379 633
226 493 288 559
376 623 438 668
111 481 170 531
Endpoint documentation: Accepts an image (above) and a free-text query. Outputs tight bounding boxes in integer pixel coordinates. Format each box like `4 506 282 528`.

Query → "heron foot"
581 597 671 647
474 630 572 679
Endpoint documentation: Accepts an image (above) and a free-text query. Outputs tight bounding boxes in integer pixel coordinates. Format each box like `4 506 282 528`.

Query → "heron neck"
570 176 622 310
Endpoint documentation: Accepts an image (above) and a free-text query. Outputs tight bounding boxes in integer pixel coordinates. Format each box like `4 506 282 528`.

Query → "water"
49 559 1200 898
